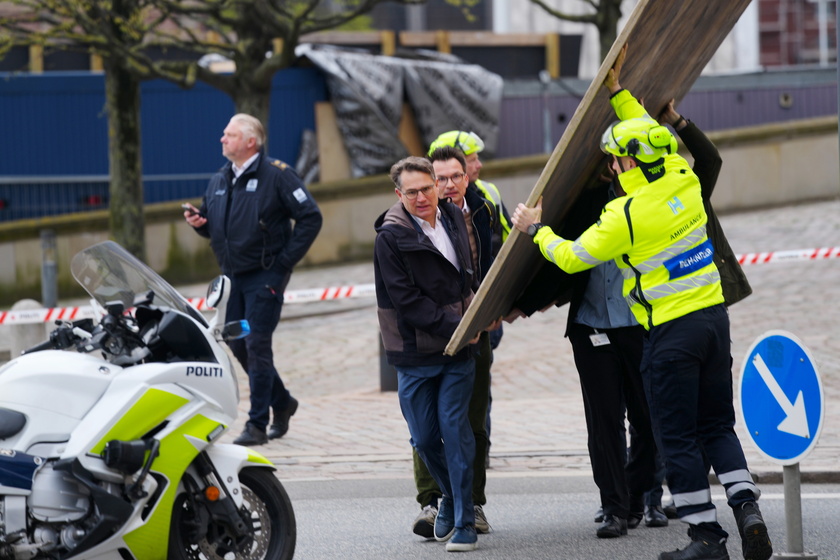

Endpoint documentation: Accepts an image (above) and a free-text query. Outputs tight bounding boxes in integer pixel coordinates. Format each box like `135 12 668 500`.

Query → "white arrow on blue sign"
738 330 824 465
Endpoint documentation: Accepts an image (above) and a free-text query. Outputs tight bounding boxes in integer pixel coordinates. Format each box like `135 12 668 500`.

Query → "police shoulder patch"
270 159 288 171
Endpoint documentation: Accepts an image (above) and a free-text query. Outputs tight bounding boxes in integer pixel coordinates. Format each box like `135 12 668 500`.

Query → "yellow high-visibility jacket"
533 90 724 328
476 179 511 242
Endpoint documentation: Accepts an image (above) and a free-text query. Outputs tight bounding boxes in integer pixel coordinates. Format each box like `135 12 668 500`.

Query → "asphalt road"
284 475 839 560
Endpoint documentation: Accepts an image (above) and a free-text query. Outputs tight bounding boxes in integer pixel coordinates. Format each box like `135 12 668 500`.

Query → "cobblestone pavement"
219 199 840 483
2 200 838 485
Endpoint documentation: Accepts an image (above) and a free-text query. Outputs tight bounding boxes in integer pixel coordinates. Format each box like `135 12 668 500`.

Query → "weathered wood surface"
445 0 754 355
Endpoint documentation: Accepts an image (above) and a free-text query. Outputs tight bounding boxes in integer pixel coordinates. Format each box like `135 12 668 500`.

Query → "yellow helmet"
600 118 677 164
428 130 485 156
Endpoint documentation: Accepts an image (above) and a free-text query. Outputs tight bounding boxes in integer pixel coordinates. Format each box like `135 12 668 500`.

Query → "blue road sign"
739 330 824 465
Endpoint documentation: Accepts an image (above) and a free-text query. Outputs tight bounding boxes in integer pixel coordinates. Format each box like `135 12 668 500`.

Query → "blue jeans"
227 266 291 431
398 359 476 529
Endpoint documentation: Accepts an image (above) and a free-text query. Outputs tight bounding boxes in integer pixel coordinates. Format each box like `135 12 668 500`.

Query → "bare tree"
138 0 426 129
0 0 424 260
530 0 623 62
0 0 173 260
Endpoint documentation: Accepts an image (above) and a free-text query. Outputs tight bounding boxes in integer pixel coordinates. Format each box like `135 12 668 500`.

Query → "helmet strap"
615 156 626 174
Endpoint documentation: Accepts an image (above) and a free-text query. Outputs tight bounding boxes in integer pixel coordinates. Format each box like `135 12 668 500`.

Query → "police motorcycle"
0 241 295 560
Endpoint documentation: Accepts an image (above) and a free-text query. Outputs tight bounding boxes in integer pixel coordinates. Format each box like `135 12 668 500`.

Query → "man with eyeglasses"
429 130 511 245
428 131 509 470
406 146 499 540
374 156 485 552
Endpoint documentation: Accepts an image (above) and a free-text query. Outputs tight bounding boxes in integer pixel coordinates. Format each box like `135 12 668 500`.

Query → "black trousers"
568 323 659 519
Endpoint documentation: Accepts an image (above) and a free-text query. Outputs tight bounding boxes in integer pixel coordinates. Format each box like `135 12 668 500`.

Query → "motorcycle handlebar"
22 338 57 355
21 321 94 355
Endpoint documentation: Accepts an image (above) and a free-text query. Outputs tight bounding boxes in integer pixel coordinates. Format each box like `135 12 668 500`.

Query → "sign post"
739 330 824 560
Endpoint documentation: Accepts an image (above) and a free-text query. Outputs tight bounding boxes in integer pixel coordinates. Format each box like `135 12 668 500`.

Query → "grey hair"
389 156 435 189
229 113 266 148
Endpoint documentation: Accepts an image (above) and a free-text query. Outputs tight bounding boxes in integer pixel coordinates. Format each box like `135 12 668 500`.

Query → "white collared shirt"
232 153 259 180
411 209 460 271
459 198 471 216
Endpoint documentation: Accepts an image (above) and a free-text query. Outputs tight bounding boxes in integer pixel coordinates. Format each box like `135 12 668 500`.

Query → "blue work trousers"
226 267 292 431
398 359 476 529
641 304 755 531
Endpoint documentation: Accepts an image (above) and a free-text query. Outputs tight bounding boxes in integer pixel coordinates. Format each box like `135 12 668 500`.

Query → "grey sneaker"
412 504 437 539
474 504 492 534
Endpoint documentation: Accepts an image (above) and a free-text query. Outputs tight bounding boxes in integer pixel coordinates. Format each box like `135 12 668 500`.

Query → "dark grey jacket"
374 200 474 368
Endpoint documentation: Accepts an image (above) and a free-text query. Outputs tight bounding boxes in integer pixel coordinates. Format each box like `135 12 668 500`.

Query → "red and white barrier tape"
0 306 98 326
736 246 840 265
0 283 376 326
2 246 839 326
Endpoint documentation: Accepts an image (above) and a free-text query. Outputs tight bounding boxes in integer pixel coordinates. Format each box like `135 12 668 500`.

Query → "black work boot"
269 396 299 439
596 514 628 538
645 504 669 527
734 501 773 560
659 527 729 560
233 424 268 446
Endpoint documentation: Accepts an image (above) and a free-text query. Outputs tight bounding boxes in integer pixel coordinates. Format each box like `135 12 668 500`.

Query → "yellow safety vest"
475 179 511 242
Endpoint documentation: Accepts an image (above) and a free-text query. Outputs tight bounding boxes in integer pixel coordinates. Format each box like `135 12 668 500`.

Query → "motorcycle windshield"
70 241 207 327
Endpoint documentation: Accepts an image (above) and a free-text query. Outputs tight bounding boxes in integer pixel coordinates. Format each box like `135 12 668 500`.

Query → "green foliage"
336 14 374 31
444 0 481 23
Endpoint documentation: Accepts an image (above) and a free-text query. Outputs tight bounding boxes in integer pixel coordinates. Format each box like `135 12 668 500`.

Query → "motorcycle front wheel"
169 467 296 560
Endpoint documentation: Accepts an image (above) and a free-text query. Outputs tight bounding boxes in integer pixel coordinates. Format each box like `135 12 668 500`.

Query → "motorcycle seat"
0 408 26 440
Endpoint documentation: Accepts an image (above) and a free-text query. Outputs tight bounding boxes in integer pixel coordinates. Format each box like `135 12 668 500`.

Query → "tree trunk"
104 60 146 262
232 82 273 150
597 0 623 62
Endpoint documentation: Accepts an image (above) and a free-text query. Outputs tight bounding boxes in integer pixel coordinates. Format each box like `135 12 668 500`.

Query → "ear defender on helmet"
647 125 674 152
647 124 679 156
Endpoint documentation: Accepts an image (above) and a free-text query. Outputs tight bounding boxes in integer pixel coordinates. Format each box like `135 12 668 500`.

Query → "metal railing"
0 173 212 222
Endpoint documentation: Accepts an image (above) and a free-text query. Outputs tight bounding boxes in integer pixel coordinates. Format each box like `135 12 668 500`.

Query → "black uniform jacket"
196 153 323 275
462 185 498 289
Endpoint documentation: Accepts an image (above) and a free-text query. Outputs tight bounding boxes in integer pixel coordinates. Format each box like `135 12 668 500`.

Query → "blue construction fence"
0 68 327 221
0 65 837 223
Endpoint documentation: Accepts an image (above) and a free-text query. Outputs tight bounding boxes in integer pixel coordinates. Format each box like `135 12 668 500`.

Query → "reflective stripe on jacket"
475 179 511 243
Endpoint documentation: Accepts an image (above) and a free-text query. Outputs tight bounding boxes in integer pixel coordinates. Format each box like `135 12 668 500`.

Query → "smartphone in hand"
181 203 204 218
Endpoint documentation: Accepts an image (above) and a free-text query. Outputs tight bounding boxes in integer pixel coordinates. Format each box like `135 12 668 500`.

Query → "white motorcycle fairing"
0 241 294 560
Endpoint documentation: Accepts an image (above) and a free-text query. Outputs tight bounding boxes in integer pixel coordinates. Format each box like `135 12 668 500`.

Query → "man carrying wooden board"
511 46 773 560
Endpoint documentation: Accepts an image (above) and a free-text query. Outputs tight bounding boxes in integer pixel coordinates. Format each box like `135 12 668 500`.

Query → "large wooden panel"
445 0 754 355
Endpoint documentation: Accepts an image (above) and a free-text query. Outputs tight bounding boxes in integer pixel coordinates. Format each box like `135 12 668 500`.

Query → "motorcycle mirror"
221 320 250 341
105 300 125 317
206 276 228 309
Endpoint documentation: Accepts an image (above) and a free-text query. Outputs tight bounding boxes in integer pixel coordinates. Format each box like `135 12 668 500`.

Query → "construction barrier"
736 246 840 265
0 284 377 326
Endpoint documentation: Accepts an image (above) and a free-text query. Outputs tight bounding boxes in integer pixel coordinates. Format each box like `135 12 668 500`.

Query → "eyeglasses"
400 185 435 200
435 172 465 186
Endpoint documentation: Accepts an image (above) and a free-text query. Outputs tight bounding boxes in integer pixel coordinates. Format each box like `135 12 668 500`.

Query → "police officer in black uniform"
185 113 322 446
